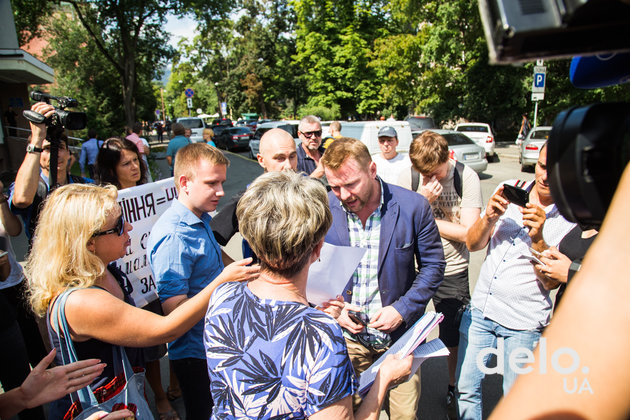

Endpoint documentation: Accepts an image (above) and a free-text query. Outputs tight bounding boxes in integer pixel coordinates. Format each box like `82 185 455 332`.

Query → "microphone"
570 52 630 89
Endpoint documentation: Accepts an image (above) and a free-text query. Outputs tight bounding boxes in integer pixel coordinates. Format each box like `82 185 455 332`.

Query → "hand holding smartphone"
348 310 367 327
502 184 529 207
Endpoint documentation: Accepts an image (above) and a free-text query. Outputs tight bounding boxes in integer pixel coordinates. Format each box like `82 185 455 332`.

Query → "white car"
175 117 207 143
455 122 497 161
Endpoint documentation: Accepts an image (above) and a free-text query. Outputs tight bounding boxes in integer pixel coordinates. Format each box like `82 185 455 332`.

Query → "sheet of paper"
358 312 444 396
407 338 450 380
306 243 366 306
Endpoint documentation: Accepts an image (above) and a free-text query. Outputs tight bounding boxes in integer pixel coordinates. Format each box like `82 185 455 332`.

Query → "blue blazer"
325 181 445 342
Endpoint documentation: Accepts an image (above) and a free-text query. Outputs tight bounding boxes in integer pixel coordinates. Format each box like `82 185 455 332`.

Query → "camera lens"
548 102 630 229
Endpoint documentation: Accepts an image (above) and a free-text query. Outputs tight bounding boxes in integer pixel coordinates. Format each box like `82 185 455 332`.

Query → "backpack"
411 160 465 199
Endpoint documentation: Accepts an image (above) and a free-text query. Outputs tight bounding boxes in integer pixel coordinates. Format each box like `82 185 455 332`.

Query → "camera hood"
548 102 630 229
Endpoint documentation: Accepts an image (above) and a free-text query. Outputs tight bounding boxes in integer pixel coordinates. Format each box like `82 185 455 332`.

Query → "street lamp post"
214 82 222 118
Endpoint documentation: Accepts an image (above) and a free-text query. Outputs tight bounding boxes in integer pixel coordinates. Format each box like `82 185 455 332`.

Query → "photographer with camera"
9 102 93 245
456 143 575 419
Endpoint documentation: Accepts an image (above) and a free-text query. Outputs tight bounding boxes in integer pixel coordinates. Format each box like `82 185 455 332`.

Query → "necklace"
256 272 308 304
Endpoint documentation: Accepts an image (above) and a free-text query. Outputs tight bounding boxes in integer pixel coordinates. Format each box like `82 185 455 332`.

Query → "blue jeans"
455 306 541 420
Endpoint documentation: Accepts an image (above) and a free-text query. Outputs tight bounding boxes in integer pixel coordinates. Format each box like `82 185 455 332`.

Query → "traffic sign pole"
531 60 546 128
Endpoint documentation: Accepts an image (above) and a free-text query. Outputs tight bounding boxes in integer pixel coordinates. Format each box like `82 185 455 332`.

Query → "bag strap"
49 288 136 407
453 161 465 199
411 161 464 198
411 167 420 192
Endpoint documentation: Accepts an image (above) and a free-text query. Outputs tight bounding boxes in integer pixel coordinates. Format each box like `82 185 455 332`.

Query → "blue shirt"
204 282 358 419
296 143 325 175
79 138 103 172
166 135 191 165
148 199 224 360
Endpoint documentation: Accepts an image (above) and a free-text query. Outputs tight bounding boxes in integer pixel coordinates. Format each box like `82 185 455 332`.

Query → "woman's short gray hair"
236 171 332 277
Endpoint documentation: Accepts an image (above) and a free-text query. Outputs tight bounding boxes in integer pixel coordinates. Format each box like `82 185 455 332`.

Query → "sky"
164 14 198 48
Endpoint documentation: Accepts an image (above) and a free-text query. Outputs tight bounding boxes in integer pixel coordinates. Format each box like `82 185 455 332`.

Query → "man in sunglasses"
296 115 325 178
372 126 411 185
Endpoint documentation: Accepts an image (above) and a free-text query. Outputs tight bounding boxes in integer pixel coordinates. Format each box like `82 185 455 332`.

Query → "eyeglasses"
92 213 125 237
378 137 396 144
300 130 322 139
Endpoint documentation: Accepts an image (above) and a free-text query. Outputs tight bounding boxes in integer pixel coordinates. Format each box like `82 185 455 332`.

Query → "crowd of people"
0 101 611 420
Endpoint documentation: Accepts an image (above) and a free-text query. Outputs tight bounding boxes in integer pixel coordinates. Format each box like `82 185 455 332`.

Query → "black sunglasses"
93 213 125 237
300 130 322 138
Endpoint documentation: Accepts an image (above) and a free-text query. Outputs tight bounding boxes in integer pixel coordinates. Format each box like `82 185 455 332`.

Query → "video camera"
478 0 630 230
23 91 86 131
22 91 87 188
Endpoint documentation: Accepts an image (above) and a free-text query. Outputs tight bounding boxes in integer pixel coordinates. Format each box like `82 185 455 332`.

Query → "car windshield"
178 119 203 129
229 128 252 135
457 125 489 133
443 133 475 146
407 117 435 130
530 129 550 140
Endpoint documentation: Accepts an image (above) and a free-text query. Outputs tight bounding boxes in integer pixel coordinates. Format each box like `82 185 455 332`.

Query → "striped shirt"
344 179 390 348
471 180 575 330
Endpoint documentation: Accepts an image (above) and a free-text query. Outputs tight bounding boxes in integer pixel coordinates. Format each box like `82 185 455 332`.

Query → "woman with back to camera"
95 136 181 419
204 170 413 419
26 183 258 418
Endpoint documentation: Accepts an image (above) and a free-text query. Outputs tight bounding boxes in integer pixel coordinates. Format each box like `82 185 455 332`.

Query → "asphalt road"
12 143 528 419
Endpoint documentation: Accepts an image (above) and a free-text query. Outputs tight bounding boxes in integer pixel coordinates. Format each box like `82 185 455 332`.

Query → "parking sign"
532 66 546 93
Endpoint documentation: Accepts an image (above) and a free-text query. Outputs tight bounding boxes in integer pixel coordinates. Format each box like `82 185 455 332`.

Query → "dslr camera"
23 91 86 131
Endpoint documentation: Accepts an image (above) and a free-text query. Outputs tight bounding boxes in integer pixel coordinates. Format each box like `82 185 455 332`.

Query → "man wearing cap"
296 115 325 178
372 126 411 185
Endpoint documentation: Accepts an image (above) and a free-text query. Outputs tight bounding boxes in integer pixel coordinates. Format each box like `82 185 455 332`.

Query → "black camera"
547 103 630 230
23 91 86 131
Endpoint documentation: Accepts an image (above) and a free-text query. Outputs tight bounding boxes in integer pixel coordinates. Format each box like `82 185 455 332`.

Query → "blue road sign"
185 88 194 98
534 73 546 88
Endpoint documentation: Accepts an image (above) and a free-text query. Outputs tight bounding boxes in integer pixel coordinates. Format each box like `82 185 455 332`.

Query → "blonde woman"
203 128 216 147
27 184 257 418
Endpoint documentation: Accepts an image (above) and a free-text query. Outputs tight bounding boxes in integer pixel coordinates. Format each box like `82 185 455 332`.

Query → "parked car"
249 121 300 159
174 117 206 143
212 118 233 127
214 127 253 151
406 116 436 137
519 126 551 172
454 122 497 161
339 121 414 156
426 129 488 174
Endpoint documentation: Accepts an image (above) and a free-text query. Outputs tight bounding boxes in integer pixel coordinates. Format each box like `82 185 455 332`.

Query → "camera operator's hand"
485 186 509 224
522 203 546 248
28 102 54 145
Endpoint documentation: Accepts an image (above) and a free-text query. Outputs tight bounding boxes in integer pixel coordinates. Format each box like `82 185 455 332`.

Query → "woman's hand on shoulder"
218 258 260 284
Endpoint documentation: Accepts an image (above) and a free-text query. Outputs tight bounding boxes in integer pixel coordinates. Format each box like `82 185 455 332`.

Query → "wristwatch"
26 144 44 154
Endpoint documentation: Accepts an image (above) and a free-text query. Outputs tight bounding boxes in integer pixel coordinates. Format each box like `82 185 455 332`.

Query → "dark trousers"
1 282 48 365
0 320 46 419
171 357 212 419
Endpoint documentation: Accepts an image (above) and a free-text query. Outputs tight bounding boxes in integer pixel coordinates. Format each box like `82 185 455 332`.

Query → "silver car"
429 129 488 174
249 121 300 159
519 126 551 172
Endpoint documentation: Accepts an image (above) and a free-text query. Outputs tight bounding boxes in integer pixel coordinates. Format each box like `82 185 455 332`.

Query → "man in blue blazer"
322 137 445 419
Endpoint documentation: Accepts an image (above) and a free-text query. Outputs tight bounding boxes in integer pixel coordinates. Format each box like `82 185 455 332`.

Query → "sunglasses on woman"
92 213 125 237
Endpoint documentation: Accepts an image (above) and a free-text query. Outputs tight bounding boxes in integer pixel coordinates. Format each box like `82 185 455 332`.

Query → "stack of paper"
358 311 446 396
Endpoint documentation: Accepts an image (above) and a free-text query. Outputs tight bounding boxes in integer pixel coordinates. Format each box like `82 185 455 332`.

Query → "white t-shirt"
372 153 411 185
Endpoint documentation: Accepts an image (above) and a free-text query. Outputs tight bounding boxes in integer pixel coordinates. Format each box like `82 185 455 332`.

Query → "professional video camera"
478 0 630 229
23 91 86 131
22 91 87 188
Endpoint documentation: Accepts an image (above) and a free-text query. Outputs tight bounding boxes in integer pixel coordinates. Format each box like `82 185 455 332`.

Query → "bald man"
210 128 298 248
257 128 298 172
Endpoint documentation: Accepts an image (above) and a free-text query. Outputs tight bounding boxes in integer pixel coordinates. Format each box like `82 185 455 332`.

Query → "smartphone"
524 247 544 265
348 310 367 326
502 183 529 207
